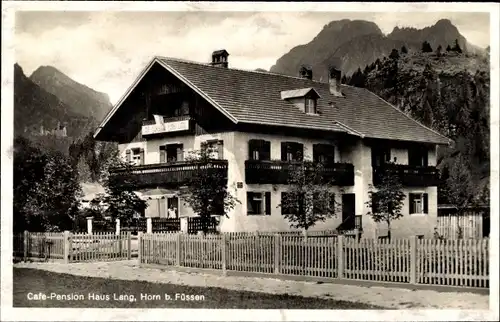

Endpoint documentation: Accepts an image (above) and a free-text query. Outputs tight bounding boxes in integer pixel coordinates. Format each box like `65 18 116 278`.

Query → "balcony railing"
372 163 440 187
141 115 193 136
245 160 354 186
109 160 228 189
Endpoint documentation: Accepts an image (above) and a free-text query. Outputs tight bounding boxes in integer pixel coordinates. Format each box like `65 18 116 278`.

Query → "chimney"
211 49 229 68
299 65 313 80
328 65 342 97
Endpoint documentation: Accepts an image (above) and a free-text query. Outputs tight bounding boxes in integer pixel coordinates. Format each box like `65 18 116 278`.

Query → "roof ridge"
156 55 335 84
362 88 451 144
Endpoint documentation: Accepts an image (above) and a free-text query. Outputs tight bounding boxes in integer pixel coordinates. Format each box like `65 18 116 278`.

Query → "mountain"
270 18 486 79
30 65 112 122
14 63 93 140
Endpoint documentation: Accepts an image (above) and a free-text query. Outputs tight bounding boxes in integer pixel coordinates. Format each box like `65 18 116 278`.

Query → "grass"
13 268 386 309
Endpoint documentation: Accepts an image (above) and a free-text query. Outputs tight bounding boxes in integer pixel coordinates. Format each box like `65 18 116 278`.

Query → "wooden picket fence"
436 214 484 239
14 231 132 263
138 232 490 289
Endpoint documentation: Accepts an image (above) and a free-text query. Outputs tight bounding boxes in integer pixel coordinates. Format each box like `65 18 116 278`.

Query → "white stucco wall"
118 132 439 237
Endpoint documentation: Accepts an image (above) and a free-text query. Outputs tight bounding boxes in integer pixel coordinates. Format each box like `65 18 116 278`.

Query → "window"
167 197 179 219
408 146 428 167
409 193 429 215
371 146 391 167
160 144 183 163
313 144 335 165
126 148 144 165
281 142 303 161
312 192 336 214
247 192 271 215
202 140 224 159
305 98 317 114
248 139 271 161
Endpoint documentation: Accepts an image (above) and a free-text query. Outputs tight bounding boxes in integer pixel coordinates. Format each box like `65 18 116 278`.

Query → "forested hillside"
343 48 490 206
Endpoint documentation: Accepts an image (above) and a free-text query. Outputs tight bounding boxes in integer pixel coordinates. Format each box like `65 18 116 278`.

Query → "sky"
15 11 491 105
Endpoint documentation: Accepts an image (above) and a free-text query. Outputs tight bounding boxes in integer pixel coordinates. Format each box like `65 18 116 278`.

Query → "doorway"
342 193 356 230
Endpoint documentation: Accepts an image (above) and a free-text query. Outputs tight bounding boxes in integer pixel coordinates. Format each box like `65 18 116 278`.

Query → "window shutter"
139 148 145 165
201 142 208 157
423 193 429 214
248 140 256 160
423 150 428 167
297 143 304 161
313 144 319 163
176 145 183 162
161 198 169 218
246 192 253 214
281 142 287 161
265 192 271 215
217 140 224 159
125 149 131 162
262 140 271 161
409 193 415 214
159 147 166 163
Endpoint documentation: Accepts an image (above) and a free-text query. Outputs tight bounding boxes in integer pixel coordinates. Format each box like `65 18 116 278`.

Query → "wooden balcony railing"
109 160 228 189
244 160 354 186
141 115 194 136
372 163 440 187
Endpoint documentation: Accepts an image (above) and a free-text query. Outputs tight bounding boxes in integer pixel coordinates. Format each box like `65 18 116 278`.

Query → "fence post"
138 232 143 265
127 232 132 260
147 218 152 234
63 231 70 264
23 230 29 262
115 218 121 236
180 217 188 233
86 217 93 235
176 233 181 266
410 235 417 284
221 233 227 276
337 235 344 279
274 234 281 275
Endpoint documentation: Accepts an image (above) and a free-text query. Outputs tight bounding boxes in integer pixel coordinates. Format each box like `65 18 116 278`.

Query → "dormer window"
305 98 317 114
280 88 321 115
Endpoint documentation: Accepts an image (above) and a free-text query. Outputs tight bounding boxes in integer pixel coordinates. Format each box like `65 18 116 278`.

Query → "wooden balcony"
245 160 354 186
141 115 194 136
372 164 440 187
109 160 228 189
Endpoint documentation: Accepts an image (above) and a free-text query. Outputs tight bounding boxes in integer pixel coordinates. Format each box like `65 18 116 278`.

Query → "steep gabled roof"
95 56 450 145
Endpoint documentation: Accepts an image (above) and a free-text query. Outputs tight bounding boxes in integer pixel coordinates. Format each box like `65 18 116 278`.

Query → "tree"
436 45 443 57
401 45 408 54
178 146 240 234
389 48 400 60
421 41 433 53
13 136 81 232
442 154 476 216
92 157 147 226
341 74 347 84
278 156 340 232
365 161 406 240
452 39 463 54
446 44 452 52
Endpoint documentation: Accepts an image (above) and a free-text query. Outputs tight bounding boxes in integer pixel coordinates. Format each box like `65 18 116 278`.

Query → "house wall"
117 130 439 237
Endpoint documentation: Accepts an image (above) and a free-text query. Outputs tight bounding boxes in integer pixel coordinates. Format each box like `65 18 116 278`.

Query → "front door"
342 193 356 230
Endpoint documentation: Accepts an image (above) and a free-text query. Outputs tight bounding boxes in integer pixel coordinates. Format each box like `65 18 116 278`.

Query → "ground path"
14 260 489 309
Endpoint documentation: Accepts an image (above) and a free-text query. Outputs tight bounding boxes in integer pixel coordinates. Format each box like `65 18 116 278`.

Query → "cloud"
15 11 490 104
